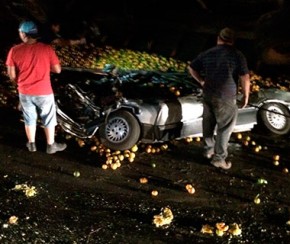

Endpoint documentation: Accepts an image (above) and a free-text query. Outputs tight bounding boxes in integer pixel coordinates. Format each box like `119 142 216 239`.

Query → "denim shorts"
19 94 57 128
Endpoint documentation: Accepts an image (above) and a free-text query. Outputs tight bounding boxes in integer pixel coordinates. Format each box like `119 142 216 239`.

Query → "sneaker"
26 142 37 152
46 142 67 154
211 160 232 170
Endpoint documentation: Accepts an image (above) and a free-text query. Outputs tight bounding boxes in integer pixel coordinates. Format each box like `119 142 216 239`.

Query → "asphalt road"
0 107 290 243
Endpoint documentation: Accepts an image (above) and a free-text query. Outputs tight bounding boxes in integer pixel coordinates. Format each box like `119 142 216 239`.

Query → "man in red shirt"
6 20 67 154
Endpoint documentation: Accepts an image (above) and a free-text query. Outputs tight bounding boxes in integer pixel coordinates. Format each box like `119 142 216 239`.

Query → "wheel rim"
105 116 129 143
265 105 287 130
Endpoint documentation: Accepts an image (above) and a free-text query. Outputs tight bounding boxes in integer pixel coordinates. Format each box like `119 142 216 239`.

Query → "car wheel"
259 102 290 135
99 110 141 151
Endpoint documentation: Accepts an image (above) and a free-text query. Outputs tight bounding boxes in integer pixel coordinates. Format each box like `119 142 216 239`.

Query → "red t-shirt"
6 42 60 95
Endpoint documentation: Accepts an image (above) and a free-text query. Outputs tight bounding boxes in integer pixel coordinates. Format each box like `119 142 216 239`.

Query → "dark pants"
202 95 238 162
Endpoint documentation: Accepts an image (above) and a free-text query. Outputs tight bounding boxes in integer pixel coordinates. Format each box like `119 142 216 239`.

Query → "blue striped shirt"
190 44 249 99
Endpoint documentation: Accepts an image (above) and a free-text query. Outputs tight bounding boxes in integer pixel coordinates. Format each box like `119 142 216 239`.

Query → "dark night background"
0 0 290 75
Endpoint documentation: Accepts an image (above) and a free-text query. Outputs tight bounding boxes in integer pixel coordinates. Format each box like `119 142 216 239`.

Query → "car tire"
99 110 141 151
258 102 290 135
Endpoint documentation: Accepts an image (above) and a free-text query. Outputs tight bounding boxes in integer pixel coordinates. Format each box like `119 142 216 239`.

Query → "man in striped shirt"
188 27 250 170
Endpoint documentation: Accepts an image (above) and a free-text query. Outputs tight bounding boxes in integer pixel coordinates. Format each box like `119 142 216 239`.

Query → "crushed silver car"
51 67 290 151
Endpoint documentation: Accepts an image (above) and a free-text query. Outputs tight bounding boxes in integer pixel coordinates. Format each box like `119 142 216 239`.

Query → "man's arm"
187 66 204 87
239 73 250 108
6 66 16 82
51 64 61 74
